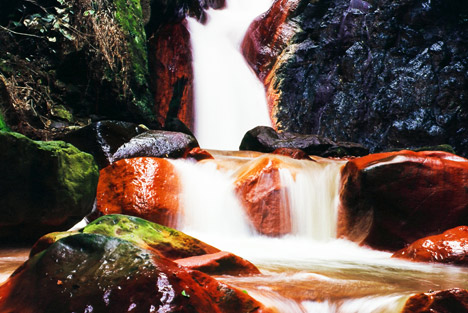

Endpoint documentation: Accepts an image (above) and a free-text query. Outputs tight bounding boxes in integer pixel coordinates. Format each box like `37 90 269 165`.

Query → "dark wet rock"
240 126 368 157
61 120 148 169
112 130 198 161
392 226 468 265
339 150 468 251
0 131 99 241
96 158 181 228
243 0 468 157
0 233 271 313
31 215 220 260
174 251 261 276
401 288 468 313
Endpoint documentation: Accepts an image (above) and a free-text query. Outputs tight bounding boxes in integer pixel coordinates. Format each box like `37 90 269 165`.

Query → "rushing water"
170 153 468 312
188 0 273 150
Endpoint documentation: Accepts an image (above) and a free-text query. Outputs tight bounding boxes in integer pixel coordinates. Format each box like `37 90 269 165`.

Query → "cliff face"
243 0 468 156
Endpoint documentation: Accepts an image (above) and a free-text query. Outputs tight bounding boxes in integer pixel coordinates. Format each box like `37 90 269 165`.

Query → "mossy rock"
0 233 268 313
32 214 219 259
0 131 99 241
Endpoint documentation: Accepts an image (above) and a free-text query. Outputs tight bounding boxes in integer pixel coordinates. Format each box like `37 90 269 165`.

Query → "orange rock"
148 21 193 129
183 147 214 161
339 150 468 251
235 156 291 236
272 147 312 160
174 251 261 276
392 226 468 265
96 158 180 228
401 288 468 313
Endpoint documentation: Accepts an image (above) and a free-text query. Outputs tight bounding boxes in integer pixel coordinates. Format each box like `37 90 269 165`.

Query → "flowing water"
171 154 468 312
2 1 468 312
188 0 273 150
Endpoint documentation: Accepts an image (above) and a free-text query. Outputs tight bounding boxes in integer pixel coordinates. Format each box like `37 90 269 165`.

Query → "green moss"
83 214 218 259
112 0 155 122
113 0 148 86
0 112 9 131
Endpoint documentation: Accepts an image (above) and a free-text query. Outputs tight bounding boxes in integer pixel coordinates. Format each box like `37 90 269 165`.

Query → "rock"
240 126 368 157
235 155 291 236
61 120 148 169
339 150 468 251
148 23 194 129
112 130 199 161
183 147 214 161
242 0 468 157
0 132 99 241
392 226 468 265
401 288 468 313
0 233 271 313
272 148 312 160
174 251 261 276
31 214 220 260
242 0 300 82
96 158 181 228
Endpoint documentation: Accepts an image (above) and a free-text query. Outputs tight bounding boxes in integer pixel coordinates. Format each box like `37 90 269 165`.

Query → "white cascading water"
179 1 468 312
188 0 273 150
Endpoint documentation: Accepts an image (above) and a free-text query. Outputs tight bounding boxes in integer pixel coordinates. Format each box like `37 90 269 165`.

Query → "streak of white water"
279 160 344 240
188 0 273 150
173 159 255 237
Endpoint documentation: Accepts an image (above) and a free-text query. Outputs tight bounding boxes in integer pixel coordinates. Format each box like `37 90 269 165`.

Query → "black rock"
112 130 199 161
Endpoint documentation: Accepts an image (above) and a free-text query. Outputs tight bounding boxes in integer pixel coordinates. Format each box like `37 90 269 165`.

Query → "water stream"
170 154 468 312
188 0 273 150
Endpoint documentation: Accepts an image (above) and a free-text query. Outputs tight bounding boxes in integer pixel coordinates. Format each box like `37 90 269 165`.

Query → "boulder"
272 148 312 160
183 147 214 161
401 288 468 313
174 251 261 276
240 126 368 157
31 215 219 260
0 131 99 241
112 130 199 161
61 120 148 168
96 158 180 228
339 150 468 251
242 0 468 157
148 23 194 129
235 155 291 236
0 233 271 313
392 226 468 265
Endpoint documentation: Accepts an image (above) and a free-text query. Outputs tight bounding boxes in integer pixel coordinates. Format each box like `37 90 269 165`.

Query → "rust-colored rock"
339 150 468 251
242 0 300 83
183 147 214 161
235 156 291 236
148 21 193 129
392 226 468 265
401 288 468 313
272 147 312 160
96 158 180 228
175 251 261 276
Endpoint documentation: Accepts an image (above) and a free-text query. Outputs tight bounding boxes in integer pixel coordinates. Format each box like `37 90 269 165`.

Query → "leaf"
83 10 95 17
47 36 57 42
181 290 190 298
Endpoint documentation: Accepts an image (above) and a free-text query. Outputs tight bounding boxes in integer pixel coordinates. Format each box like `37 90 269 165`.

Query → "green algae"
83 214 219 259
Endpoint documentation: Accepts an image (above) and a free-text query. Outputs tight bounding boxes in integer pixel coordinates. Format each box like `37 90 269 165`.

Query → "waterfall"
172 155 345 241
188 0 273 150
